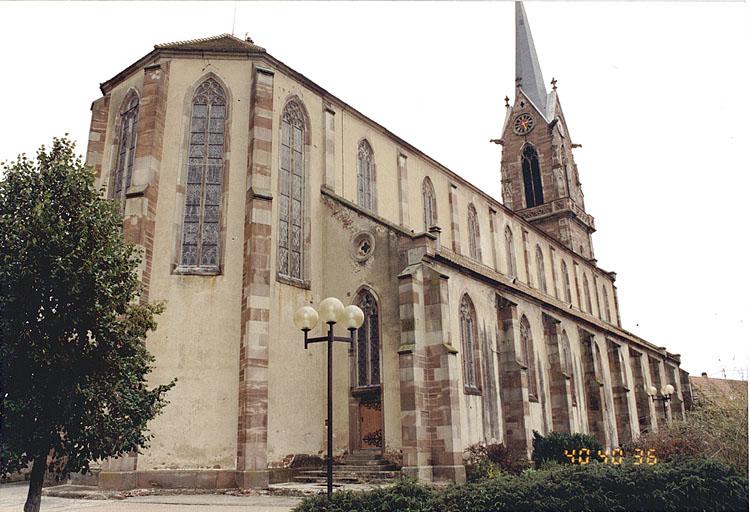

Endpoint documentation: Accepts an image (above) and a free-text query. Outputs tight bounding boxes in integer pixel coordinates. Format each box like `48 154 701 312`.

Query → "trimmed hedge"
531 430 603 468
293 457 749 512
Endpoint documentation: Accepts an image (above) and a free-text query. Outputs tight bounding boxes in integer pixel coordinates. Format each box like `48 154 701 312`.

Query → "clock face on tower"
513 113 535 135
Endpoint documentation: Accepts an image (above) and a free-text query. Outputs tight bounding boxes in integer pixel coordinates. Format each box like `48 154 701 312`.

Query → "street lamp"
649 384 675 421
293 297 365 498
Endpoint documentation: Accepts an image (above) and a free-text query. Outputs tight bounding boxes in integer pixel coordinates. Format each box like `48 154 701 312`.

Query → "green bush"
293 457 749 512
292 477 436 512
531 430 603 468
464 442 529 481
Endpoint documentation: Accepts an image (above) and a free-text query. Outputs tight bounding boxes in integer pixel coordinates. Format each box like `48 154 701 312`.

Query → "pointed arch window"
560 331 572 376
522 144 544 208
561 260 572 303
357 140 375 211
278 99 306 282
583 274 593 313
520 315 538 399
111 92 139 214
460 294 480 393
504 226 517 277
602 285 612 323
355 290 380 388
179 78 226 270
535 245 547 293
422 177 437 230
467 204 481 261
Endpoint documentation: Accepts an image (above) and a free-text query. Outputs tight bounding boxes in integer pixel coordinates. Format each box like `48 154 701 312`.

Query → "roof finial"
551 77 557 90
515 1 548 112
504 96 510 108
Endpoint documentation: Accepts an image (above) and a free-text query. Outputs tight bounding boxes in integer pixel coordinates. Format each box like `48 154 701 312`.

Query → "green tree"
0 137 175 512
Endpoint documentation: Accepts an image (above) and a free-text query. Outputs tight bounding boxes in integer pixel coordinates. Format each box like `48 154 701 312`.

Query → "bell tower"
500 2 596 261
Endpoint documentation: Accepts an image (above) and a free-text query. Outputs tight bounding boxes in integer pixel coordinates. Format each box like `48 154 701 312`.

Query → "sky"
0 1 748 380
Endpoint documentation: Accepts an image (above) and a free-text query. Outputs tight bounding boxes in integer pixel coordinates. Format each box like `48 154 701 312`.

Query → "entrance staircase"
292 449 401 485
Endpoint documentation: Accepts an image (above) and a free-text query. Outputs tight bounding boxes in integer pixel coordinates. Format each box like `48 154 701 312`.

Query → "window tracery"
356 290 380 388
561 260 572 303
460 294 479 392
422 177 437 230
357 140 375 211
179 78 226 270
111 92 139 214
535 245 547 293
278 99 306 281
467 204 481 261
520 315 538 399
504 226 517 277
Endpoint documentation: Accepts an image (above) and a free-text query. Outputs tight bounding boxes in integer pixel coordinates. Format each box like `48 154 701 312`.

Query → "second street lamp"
293 298 365 498
649 384 675 422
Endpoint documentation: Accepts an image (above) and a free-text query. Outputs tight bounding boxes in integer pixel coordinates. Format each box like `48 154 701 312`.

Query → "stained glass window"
180 78 226 270
422 177 437 230
467 204 481 261
460 294 479 392
520 315 538 399
356 291 380 388
111 92 139 214
535 245 547 293
278 100 306 281
504 226 516 277
357 140 375 211
522 144 544 208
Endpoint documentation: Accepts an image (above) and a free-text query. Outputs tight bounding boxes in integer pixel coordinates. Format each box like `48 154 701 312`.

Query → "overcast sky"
0 1 747 380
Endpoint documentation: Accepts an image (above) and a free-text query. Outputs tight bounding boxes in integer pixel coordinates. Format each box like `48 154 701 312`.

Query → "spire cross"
551 77 558 90
504 96 510 108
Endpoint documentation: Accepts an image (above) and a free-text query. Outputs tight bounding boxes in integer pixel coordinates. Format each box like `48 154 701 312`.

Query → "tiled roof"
155 33 265 53
689 375 747 400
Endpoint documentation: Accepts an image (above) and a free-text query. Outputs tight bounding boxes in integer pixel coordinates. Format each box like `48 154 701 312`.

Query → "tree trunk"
23 453 47 512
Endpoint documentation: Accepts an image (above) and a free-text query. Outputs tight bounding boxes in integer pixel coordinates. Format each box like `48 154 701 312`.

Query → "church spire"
515 1 548 114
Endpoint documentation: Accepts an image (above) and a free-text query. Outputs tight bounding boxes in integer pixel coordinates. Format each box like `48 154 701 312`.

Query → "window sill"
464 386 482 396
351 386 381 397
276 274 310 290
173 265 221 276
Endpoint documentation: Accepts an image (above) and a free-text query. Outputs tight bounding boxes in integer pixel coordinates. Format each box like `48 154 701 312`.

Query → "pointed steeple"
515 2 548 114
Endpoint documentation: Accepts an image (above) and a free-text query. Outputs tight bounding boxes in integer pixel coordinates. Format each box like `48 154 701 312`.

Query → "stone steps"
292 451 401 485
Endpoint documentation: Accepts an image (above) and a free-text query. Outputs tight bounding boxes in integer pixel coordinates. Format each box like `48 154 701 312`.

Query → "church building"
84 2 689 489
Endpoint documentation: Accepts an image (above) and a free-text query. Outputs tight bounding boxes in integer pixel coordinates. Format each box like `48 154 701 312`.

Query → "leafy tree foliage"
0 137 174 511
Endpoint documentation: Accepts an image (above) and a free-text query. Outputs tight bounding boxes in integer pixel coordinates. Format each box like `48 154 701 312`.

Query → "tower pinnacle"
515 1 548 114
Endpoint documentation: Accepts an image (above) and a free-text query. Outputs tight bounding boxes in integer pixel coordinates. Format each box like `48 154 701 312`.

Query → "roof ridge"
154 33 264 52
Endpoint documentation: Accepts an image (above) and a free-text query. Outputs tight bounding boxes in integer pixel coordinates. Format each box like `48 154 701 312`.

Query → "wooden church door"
353 290 383 451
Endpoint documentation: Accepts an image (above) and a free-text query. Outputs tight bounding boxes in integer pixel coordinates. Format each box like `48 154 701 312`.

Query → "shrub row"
293 457 749 512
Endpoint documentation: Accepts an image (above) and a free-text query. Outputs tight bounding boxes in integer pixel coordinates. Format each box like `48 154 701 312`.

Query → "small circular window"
351 232 375 262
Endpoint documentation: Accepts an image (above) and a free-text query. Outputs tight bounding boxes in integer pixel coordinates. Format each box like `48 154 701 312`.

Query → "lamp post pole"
295 298 364 499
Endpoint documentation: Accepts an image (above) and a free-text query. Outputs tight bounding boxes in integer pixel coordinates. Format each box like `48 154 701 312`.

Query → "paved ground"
0 483 302 512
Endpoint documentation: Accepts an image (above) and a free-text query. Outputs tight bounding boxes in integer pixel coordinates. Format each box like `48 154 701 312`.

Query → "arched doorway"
351 289 383 451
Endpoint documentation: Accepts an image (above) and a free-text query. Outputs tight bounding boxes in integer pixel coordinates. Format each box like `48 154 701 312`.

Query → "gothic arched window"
602 285 612 323
111 92 139 214
561 260 572 303
460 294 480 392
278 99 306 281
520 315 538 399
504 226 517 277
583 274 593 313
357 140 375 211
180 78 227 270
535 245 547 293
521 144 544 208
467 204 481 261
422 177 437 230
355 290 380 388
560 330 572 376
